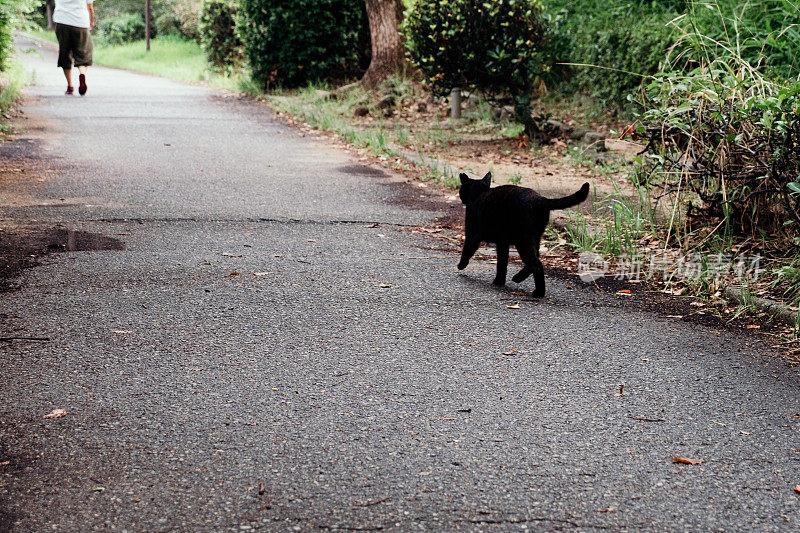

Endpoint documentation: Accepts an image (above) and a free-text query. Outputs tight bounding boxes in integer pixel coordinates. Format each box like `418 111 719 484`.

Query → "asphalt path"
1 37 799 532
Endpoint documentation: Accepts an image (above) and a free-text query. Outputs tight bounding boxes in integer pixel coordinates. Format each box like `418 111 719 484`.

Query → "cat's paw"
492 277 506 286
532 288 545 298
457 261 468 270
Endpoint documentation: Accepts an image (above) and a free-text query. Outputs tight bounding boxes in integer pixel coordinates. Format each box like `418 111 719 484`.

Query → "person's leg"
63 68 73 94
78 66 87 95
55 23 75 94
74 28 93 95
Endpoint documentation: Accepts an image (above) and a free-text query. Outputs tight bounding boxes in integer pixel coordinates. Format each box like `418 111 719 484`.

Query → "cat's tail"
540 183 590 210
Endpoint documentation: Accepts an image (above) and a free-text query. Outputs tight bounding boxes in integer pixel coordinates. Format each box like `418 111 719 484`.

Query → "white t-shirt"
53 0 94 29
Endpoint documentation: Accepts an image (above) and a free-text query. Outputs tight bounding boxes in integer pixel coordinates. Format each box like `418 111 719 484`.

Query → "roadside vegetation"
0 0 34 127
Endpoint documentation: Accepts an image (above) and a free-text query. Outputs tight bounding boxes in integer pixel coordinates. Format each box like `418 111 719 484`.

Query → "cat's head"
459 172 492 205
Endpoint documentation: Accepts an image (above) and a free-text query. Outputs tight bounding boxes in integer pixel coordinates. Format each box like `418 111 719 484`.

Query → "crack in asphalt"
91 217 420 228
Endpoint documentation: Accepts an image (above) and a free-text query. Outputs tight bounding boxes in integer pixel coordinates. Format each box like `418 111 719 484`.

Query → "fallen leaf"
506 304 521 309
501 350 518 355
746 325 761 329
379 283 391 288
0 460 10 466
794 485 800 494
617 289 631 294
672 456 702 465
132 498 141 503
92 486 105 492
307 239 317 242
229 272 240 276
221 253 242 258
258 482 266 495
43 408 67 419
253 272 269 276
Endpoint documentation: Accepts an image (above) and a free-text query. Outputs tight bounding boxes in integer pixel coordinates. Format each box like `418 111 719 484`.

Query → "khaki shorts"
55 23 93 69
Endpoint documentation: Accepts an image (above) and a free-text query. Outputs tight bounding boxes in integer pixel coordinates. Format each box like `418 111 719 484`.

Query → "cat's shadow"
457 272 545 301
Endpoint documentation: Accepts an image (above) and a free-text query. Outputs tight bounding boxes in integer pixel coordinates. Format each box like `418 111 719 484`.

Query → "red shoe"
78 74 87 95
65 86 74 95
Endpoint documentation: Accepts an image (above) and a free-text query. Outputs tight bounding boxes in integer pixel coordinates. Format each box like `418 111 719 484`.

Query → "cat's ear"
482 172 492 185
459 173 469 185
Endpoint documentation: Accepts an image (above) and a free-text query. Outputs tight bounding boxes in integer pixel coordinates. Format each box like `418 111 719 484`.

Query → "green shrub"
153 0 201 41
97 13 148 44
199 0 242 71
0 0 13 72
238 0 369 89
545 1 678 107
631 1 800 244
674 0 800 81
1 0 35 72
635 66 800 240
403 0 554 136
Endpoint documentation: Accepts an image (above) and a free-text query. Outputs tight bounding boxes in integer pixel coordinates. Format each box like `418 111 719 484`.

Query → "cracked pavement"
1 37 800 532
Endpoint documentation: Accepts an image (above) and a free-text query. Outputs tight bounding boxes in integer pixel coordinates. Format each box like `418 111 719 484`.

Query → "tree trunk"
46 1 54 30
360 0 406 89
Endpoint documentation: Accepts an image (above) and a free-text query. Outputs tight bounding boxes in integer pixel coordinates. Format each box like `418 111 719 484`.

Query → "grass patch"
1 59 30 117
27 29 57 44
268 84 401 159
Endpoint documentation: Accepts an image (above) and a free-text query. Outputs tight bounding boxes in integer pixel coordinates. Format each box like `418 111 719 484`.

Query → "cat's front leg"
531 257 546 297
493 243 509 285
458 233 481 270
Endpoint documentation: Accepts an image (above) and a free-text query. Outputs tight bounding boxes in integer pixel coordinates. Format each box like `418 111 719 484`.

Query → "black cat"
458 172 590 296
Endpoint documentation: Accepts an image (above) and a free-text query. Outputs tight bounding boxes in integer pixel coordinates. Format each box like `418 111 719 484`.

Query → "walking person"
53 0 95 95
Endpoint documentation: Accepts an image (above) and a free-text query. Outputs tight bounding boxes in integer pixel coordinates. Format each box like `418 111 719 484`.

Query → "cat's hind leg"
513 242 546 297
512 266 532 283
493 242 509 285
511 242 533 283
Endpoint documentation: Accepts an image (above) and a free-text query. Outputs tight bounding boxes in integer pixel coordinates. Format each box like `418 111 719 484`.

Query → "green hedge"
403 0 554 136
680 0 800 81
199 0 242 72
96 13 148 44
403 0 552 97
238 0 369 89
544 1 678 106
1 0 31 72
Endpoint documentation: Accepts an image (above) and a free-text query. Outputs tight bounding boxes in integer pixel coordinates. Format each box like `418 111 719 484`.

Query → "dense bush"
96 13 148 44
403 0 554 136
544 1 678 107
154 0 201 41
631 1 800 242
635 66 800 240
674 0 800 81
199 0 242 71
238 0 369 89
543 1 799 108
0 0 14 72
1 0 34 71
